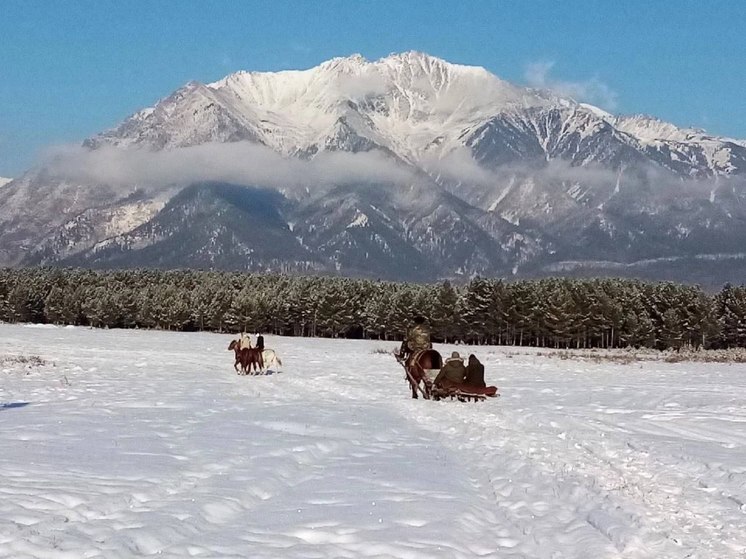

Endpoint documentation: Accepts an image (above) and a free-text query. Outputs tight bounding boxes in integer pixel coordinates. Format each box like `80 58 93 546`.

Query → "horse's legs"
409 369 419 399
423 379 431 399
412 364 432 400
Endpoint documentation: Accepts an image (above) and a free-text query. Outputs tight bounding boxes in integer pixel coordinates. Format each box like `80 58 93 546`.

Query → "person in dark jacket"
464 354 486 388
255 334 265 351
434 351 466 389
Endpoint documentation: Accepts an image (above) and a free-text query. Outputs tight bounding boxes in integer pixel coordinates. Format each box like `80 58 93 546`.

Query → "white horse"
261 349 283 372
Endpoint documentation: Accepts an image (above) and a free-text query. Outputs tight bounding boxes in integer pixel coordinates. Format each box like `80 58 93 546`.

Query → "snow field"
1 324 745 558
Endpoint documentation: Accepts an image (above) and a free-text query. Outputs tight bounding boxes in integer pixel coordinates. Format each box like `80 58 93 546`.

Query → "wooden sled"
395 351 499 402
431 385 500 402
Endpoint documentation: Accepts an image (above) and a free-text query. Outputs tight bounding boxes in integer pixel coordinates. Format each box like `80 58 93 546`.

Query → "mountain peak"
613 113 709 143
82 51 745 178
318 53 368 73
381 50 447 65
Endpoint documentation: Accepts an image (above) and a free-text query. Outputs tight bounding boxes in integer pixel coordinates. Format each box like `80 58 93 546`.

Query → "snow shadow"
0 402 30 410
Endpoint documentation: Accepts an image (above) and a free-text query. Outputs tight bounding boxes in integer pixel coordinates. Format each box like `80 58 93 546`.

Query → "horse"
228 339 243 372
260 349 283 372
228 340 264 375
242 347 264 374
396 348 442 399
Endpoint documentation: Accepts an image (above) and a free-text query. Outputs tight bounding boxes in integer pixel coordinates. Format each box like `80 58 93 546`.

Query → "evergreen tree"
431 281 459 342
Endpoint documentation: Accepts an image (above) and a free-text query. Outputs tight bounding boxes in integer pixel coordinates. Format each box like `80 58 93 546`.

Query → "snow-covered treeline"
1 268 745 350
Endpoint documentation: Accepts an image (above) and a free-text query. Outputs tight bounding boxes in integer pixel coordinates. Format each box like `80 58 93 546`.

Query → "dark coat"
434 358 466 387
256 335 265 351
464 356 485 388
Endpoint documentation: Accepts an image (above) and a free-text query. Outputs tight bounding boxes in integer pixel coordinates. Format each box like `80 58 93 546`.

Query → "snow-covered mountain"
0 177 12 188
2 52 746 285
85 52 547 162
82 52 745 178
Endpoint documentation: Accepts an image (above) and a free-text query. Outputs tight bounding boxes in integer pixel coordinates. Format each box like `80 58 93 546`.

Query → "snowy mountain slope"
0 171 153 267
289 180 547 280
3 325 746 557
60 183 324 274
3 52 746 283
83 52 745 179
463 106 651 170
88 52 548 164
26 197 168 266
613 114 746 176
84 81 267 151
56 180 545 281
0 177 12 188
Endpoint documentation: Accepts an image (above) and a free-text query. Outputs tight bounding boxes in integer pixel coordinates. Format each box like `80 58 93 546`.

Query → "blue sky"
1 0 744 176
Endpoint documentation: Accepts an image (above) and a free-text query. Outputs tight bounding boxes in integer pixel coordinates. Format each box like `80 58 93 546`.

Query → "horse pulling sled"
395 349 499 402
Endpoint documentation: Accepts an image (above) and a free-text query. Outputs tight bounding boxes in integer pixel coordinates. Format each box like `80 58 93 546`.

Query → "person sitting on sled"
434 351 467 389
437 353 498 397
399 315 431 363
464 354 486 388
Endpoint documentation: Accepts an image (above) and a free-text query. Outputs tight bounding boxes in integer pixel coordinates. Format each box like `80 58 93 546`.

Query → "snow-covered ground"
2 324 745 558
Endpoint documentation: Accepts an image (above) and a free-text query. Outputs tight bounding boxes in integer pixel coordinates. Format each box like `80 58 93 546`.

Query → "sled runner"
431 385 499 402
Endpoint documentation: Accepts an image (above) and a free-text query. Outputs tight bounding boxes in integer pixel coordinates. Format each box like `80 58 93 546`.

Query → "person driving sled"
399 315 432 364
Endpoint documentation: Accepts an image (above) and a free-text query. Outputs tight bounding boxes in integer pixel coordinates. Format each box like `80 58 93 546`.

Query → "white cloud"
422 148 498 186
42 142 417 194
525 61 618 112
335 67 388 100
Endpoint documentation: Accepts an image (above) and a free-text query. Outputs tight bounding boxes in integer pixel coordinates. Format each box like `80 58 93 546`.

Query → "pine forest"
1 268 745 350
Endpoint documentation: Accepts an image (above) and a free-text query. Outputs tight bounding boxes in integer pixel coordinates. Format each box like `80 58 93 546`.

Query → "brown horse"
228 340 265 375
397 349 442 399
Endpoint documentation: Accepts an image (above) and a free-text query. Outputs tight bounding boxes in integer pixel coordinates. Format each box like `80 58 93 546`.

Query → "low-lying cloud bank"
422 147 728 202
41 140 740 212
43 142 418 193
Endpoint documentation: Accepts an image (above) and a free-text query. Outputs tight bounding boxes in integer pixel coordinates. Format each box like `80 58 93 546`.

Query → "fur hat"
446 351 463 363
